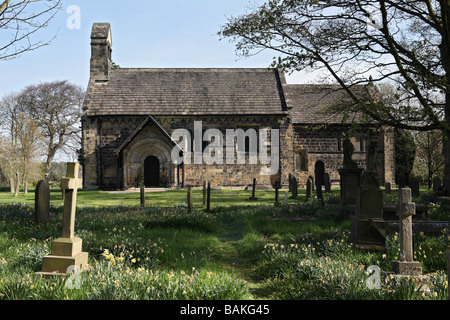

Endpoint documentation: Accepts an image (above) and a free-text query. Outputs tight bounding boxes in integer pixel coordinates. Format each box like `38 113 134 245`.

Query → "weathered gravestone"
433 177 441 193
249 178 258 200
274 182 280 206
35 179 50 224
384 182 391 194
324 173 331 193
409 177 420 198
350 129 386 248
38 163 88 277
391 188 422 275
140 185 145 207
202 181 206 205
206 181 211 211
306 178 312 200
291 176 298 199
187 187 193 213
315 178 323 205
339 138 363 208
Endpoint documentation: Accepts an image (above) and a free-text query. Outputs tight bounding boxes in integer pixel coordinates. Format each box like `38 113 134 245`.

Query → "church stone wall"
82 114 292 190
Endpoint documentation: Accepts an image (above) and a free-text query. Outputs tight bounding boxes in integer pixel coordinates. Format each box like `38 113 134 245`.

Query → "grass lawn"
0 186 448 302
0 185 322 208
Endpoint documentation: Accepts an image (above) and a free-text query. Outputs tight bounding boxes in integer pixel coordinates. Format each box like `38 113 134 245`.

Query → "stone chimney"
90 23 112 82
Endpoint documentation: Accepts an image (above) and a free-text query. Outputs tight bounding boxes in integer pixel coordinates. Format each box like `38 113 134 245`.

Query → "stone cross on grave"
391 188 422 275
37 163 88 277
61 163 83 238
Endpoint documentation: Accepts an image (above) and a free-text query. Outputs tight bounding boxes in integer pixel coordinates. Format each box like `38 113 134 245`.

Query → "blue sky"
0 0 311 98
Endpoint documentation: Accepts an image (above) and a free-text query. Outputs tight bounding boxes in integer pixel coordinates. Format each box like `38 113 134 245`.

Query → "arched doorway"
144 156 160 187
314 161 325 186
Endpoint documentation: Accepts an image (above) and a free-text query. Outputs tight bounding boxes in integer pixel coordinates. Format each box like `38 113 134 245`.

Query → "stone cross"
392 188 422 275
60 163 83 239
38 162 88 277
398 188 415 262
35 179 50 224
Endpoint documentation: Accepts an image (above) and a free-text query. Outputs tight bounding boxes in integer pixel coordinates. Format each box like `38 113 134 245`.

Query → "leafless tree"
0 0 62 60
16 80 84 174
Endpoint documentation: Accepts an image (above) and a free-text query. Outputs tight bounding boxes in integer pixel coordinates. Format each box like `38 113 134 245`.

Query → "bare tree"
413 130 445 189
0 93 43 188
0 0 62 60
17 80 84 174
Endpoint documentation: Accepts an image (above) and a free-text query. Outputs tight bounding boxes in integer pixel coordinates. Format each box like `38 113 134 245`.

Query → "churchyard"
0 167 449 300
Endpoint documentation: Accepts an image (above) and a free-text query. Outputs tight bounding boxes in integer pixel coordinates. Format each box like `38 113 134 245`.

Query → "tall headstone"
35 179 50 224
306 178 312 200
291 176 298 199
339 138 363 208
433 177 441 193
384 182 391 194
324 173 331 193
206 181 211 211
315 179 323 205
249 178 257 200
409 177 420 198
392 188 422 275
350 129 386 248
38 163 88 276
274 183 280 206
187 187 193 213
202 181 206 205
140 185 145 207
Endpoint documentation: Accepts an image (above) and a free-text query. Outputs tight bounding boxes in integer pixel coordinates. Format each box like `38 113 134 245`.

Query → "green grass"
0 185 340 208
0 188 448 300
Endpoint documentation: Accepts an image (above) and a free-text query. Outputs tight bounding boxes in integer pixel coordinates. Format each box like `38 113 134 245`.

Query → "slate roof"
84 68 288 117
285 84 370 124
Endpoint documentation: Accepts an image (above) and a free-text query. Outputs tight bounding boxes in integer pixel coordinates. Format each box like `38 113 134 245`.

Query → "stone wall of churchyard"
82 115 293 190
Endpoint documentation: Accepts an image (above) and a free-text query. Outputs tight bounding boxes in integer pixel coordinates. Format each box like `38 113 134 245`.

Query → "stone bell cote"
90 23 112 82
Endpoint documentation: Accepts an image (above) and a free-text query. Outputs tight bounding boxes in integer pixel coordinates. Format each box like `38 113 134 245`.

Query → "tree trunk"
443 99 450 196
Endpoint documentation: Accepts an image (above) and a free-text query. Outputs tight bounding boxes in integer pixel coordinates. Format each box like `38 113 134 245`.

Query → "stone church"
81 23 394 190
